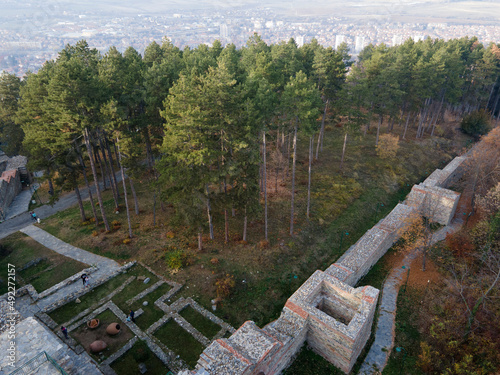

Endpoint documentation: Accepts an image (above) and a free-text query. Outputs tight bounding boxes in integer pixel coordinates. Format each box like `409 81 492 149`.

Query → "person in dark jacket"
61 326 69 339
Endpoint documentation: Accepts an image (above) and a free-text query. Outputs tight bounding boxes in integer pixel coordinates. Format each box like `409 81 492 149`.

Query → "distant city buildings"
220 23 228 39
392 35 403 46
335 34 345 49
355 36 366 52
1 5 499 76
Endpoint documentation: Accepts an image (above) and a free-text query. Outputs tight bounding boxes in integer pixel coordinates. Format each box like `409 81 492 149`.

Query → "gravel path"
358 221 462 374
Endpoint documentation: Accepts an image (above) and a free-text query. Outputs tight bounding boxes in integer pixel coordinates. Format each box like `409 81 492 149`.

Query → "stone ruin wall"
0 169 21 218
187 155 467 375
0 155 27 218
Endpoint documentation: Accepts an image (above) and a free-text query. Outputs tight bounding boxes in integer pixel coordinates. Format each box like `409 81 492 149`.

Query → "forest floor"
31 115 471 332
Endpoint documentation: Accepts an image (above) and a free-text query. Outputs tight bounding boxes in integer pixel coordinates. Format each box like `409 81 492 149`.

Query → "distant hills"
1 0 499 23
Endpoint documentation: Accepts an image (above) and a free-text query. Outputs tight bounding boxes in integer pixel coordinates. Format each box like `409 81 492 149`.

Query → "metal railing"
9 351 68 375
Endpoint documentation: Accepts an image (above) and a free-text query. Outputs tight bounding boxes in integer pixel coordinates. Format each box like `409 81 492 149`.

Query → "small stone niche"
315 295 355 326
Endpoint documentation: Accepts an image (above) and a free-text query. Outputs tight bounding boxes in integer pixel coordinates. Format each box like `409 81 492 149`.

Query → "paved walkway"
19 225 120 311
358 221 462 374
0 174 122 240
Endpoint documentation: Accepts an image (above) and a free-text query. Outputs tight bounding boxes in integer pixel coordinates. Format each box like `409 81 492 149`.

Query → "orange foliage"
445 231 475 259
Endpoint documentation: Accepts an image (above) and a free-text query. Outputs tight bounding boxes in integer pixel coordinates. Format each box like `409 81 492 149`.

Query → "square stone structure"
194 271 378 375
406 184 460 226
286 271 378 373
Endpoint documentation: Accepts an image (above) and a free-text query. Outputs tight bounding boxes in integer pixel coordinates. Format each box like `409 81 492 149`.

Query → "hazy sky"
3 0 500 19
1 0 499 27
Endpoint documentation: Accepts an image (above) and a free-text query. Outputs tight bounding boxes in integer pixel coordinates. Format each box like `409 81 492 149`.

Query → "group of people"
80 273 90 288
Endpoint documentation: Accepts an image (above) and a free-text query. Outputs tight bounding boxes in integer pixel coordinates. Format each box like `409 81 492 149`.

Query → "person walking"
84 275 90 288
61 326 69 339
129 309 135 322
81 273 87 287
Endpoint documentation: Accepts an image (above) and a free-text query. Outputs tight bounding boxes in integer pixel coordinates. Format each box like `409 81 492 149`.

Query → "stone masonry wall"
191 155 466 375
0 169 21 218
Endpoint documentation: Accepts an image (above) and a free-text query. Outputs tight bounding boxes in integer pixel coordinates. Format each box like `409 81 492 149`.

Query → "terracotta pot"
90 340 107 353
87 319 100 329
106 322 121 335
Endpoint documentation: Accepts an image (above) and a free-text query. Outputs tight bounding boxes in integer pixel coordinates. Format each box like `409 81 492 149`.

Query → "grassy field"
383 287 425 375
111 340 172 374
154 319 205 368
179 305 221 339
0 232 87 294
126 283 172 331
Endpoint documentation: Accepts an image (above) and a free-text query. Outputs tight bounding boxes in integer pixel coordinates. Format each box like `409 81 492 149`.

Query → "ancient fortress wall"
187 155 467 375
0 169 22 217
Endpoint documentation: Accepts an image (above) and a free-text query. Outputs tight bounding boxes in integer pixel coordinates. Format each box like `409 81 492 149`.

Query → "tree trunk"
206 184 214 240
94 142 107 190
117 137 132 238
48 177 54 196
84 127 110 232
113 141 121 170
431 93 446 136
98 134 118 208
259 141 263 193
490 94 500 122
316 99 329 159
388 116 395 133
198 229 203 251
77 146 99 226
143 129 153 170
485 83 496 110
153 192 156 226
75 185 86 222
375 114 383 146
364 102 374 136
306 136 312 220
223 208 228 243
275 164 279 194
105 136 120 199
320 99 328 152
243 207 248 242
263 131 268 240
286 130 291 177
290 121 298 236
340 132 348 170
416 107 424 138
129 177 139 215
403 111 411 139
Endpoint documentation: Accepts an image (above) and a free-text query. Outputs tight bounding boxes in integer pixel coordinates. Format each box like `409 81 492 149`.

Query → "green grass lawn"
179 305 221 339
383 287 424 375
111 340 172 375
48 264 158 324
154 319 205 369
118 283 172 331
284 345 343 375
0 232 87 294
